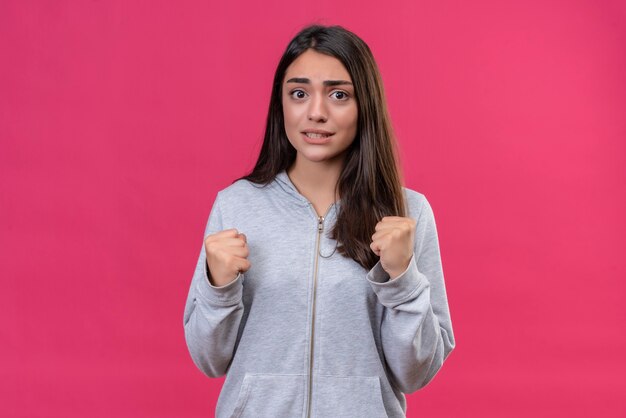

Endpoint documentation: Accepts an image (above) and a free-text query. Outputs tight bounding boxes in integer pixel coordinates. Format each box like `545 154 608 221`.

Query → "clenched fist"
370 216 416 280
204 228 251 287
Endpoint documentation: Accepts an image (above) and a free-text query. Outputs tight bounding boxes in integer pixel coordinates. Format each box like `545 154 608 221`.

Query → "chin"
302 150 348 164
301 153 335 163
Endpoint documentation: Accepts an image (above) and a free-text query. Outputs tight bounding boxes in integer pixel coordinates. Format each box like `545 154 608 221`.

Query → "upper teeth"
305 133 331 138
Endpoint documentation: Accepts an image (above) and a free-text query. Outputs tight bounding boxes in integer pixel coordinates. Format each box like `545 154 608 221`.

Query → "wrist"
386 259 411 280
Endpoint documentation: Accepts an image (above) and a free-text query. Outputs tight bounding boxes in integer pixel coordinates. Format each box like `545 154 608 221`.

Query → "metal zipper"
305 202 335 418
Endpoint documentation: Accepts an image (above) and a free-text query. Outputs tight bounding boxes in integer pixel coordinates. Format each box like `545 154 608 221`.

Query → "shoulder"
215 177 275 207
402 187 441 249
401 186 430 220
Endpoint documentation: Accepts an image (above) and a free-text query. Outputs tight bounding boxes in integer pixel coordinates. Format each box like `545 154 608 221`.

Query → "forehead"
284 49 352 82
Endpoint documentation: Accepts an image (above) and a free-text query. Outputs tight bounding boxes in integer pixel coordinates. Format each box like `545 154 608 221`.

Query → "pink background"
1 1 625 417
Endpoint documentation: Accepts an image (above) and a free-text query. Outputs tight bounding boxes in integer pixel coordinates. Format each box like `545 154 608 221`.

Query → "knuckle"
205 240 216 252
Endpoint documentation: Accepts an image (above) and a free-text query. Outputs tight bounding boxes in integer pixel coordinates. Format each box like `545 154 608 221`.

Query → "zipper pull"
318 216 324 233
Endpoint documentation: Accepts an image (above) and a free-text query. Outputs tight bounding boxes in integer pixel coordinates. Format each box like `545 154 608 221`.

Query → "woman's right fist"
204 228 251 287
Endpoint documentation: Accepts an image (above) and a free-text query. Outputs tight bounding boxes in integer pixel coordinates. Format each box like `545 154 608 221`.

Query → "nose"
307 94 328 123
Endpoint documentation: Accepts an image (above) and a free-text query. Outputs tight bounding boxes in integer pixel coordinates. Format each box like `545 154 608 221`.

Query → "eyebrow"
285 77 353 87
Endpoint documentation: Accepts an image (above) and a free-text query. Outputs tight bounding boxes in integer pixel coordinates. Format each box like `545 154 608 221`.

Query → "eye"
289 89 307 99
332 91 349 100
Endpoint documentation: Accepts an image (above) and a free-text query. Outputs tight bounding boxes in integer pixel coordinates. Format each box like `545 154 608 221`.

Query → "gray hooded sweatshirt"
183 170 455 418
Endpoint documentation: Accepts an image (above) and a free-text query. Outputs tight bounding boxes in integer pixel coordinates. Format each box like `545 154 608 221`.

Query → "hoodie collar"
274 169 342 213
274 169 309 206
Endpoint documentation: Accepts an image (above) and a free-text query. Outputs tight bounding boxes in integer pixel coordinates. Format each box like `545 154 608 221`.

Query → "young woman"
183 24 455 418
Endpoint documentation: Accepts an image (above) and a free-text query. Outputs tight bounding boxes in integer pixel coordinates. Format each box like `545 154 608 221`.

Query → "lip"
302 129 335 135
301 132 334 144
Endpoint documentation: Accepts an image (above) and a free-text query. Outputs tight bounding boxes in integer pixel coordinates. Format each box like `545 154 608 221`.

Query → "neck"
286 156 343 203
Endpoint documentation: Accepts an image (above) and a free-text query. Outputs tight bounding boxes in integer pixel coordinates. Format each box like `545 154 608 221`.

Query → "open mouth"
303 132 334 139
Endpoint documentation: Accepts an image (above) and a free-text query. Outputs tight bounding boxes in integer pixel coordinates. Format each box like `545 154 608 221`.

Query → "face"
282 49 358 165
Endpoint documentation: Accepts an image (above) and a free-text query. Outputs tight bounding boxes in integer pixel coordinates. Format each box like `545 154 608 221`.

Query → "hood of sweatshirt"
274 168 343 212
272 170 343 254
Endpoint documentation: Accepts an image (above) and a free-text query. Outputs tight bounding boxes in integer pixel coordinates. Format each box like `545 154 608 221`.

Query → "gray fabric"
183 170 455 418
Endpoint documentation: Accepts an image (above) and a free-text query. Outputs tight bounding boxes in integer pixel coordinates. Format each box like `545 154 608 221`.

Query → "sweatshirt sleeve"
365 195 455 393
183 191 245 378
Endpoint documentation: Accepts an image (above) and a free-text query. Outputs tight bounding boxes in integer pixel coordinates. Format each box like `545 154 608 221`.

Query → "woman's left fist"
370 216 416 280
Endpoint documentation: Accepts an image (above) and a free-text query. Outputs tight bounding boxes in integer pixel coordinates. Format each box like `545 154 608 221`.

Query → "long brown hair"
234 24 406 270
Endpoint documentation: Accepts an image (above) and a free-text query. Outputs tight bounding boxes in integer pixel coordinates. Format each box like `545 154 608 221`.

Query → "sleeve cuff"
366 253 428 306
195 263 244 306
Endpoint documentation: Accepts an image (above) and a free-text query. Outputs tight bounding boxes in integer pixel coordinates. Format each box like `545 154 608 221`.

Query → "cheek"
282 102 299 130
339 106 358 132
